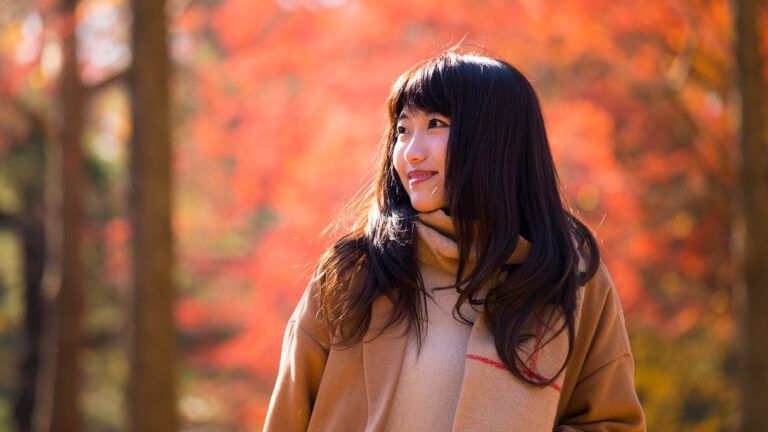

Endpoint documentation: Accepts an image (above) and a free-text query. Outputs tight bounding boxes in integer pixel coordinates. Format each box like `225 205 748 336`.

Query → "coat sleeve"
263 283 330 432
555 264 646 431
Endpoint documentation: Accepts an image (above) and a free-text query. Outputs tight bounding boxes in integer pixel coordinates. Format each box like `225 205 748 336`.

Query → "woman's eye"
396 125 408 135
428 118 448 128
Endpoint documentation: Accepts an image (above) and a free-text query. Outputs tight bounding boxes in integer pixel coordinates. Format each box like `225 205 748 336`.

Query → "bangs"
393 59 451 118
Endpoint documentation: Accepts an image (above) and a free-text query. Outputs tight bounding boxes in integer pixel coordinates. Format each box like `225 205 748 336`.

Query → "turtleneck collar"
415 209 530 276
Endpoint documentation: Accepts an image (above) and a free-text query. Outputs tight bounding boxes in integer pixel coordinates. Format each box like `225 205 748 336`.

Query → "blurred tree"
127 0 177 430
0 105 47 432
33 0 85 430
0 0 755 430
734 0 768 429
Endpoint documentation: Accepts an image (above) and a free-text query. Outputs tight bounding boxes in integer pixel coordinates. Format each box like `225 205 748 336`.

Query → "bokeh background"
1 0 765 430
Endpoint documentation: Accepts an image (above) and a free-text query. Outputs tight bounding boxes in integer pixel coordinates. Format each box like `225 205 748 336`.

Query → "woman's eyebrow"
398 111 446 120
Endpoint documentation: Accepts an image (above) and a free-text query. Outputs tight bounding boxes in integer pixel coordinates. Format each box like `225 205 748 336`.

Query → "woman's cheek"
392 143 406 184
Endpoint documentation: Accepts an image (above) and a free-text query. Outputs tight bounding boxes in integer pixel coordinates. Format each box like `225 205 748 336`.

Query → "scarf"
394 209 583 432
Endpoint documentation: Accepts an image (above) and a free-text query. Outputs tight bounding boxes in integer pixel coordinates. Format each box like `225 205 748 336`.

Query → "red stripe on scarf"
465 354 562 393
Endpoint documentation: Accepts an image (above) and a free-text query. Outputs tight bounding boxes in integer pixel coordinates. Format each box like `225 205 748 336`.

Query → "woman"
265 52 645 431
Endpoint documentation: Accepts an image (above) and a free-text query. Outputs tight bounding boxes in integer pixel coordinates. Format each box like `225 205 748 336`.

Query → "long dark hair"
315 52 600 387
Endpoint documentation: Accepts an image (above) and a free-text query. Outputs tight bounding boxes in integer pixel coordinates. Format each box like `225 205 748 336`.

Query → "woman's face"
392 106 451 213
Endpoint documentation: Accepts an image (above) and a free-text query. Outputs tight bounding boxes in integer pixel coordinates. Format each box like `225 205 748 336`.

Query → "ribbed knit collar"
415 209 531 276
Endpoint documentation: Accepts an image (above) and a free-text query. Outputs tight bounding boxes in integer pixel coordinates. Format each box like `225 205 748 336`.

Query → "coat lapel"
361 295 409 432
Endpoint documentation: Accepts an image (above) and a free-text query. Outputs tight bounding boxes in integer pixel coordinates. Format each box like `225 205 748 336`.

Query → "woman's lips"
407 170 437 185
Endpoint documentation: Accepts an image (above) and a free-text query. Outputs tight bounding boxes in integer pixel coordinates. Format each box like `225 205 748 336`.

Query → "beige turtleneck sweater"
385 210 530 431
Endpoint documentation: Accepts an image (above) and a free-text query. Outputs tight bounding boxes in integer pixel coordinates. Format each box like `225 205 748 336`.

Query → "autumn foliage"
0 0 750 430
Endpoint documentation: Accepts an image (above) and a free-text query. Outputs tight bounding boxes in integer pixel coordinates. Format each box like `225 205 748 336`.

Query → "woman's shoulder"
581 261 623 309
583 261 616 297
288 265 367 350
577 261 633 359
287 273 332 351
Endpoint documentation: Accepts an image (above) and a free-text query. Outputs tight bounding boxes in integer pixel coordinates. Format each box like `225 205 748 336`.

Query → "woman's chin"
411 202 446 213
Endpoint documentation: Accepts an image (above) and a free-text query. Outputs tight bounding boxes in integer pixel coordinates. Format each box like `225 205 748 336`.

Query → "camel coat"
264 213 645 431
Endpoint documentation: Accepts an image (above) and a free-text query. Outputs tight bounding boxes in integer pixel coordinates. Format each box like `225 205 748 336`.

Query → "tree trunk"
734 0 768 430
12 114 47 432
128 0 178 430
34 0 84 430
15 191 46 432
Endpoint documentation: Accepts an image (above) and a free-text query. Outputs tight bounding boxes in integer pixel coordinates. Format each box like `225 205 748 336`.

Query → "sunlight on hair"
444 51 503 70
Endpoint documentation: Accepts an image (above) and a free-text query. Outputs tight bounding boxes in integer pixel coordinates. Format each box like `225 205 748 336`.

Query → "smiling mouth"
407 170 437 185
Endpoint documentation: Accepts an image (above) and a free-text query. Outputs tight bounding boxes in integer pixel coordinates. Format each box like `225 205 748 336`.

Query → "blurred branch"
0 210 20 231
83 328 124 349
85 71 128 96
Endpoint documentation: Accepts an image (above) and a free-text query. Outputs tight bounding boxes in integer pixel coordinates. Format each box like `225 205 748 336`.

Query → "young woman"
264 52 645 431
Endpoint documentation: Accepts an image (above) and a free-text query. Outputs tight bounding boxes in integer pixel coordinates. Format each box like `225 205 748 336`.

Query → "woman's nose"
403 132 427 163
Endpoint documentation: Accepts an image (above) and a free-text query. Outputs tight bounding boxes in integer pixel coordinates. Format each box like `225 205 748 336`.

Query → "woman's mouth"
407 170 437 186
